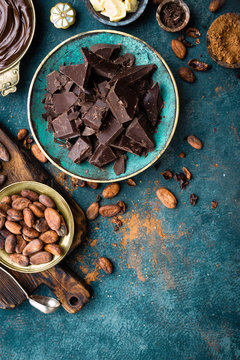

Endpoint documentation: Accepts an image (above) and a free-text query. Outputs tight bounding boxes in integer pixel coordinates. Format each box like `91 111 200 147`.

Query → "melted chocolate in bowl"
0 0 34 71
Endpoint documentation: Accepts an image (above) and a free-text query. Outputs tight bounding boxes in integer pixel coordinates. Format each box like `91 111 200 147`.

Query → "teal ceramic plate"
28 30 179 183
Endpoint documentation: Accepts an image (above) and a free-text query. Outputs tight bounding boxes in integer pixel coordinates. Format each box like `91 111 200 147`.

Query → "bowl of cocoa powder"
207 13 240 69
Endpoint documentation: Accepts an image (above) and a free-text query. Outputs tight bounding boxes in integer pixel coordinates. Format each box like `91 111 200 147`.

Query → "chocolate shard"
114 53 135 67
82 99 109 130
111 135 142 156
67 137 92 164
132 79 152 98
109 64 157 86
113 155 127 176
52 112 79 140
60 62 91 89
80 101 94 115
143 83 163 126
46 70 68 94
81 47 120 79
89 144 116 168
97 115 123 145
82 126 96 136
97 81 110 98
53 92 77 115
106 81 138 124
90 43 121 60
125 114 155 150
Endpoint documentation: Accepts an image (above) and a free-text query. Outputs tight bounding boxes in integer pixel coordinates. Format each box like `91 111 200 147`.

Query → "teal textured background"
0 0 240 359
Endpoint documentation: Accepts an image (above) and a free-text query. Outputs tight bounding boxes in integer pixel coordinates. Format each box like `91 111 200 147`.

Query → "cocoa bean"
7 209 23 221
0 203 10 217
30 251 53 265
23 234 37 242
86 202 99 220
22 225 39 239
186 27 201 38
209 0 225 12
44 208 61 230
21 189 39 201
23 208 35 228
98 257 113 274
99 205 121 217
0 142 10 162
117 200 126 214
171 39 187 59
187 135 203 149
33 201 46 212
39 230 58 244
0 196 11 205
56 216 68 236
23 136 33 150
156 187 177 209
34 218 49 233
38 194 55 208
5 221 22 234
102 183 120 199
0 216 5 230
182 167 191 180
17 129 28 141
0 235 5 249
29 203 44 218
86 181 99 189
44 243 62 256
11 195 20 201
12 197 31 210
178 67 196 83
16 235 27 253
126 178 136 186
10 253 29 267
187 59 212 72
31 144 48 163
23 239 43 256
0 229 11 238
5 235 17 253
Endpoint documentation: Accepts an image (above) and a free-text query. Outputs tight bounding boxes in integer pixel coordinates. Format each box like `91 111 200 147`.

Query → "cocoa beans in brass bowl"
0 182 74 273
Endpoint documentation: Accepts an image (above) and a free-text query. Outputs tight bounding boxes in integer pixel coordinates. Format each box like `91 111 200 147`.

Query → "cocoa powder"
208 13 240 65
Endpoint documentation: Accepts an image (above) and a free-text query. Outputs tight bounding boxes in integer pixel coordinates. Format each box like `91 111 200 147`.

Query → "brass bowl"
0 0 36 96
206 13 240 69
0 182 74 274
156 0 190 33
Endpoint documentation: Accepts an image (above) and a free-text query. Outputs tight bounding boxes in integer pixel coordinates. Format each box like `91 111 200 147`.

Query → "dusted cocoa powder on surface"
208 13 240 65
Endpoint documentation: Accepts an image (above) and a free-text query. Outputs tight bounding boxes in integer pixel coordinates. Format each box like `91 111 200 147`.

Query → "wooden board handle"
38 265 92 314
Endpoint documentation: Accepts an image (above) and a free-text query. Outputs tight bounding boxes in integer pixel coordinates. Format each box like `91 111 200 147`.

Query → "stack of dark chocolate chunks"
42 43 163 175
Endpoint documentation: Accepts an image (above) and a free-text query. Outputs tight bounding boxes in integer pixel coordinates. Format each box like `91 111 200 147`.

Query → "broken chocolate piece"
125 114 155 150
97 81 110 98
67 137 92 164
111 135 142 156
107 81 138 124
82 99 109 130
46 70 68 94
114 53 135 67
52 112 79 140
97 115 123 145
89 144 116 168
90 43 121 60
143 83 163 126
82 127 96 136
109 64 157 86
113 155 127 176
53 92 77 115
60 62 91 89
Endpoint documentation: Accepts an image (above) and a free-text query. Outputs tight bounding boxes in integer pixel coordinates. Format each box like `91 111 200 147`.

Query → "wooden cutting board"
0 125 91 313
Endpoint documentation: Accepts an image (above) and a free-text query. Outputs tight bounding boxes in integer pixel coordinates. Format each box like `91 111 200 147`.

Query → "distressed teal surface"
0 0 240 360
29 31 178 181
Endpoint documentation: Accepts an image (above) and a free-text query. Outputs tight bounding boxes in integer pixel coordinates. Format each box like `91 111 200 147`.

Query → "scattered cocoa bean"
86 202 99 220
182 167 192 180
102 183 120 199
182 39 195 48
87 181 99 189
171 39 187 59
190 193 198 206
29 203 44 218
178 67 196 83
34 218 49 233
23 239 43 256
23 136 33 149
39 194 55 208
30 251 53 265
22 226 39 239
56 216 68 236
31 144 48 163
174 172 189 189
160 170 173 180
44 208 61 230
0 142 10 162
39 230 58 244
188 59 212 72
10 253 29 267
98 257 113 274
21 189 39 201
211 201 218 209
5 235 17 253
187 135 203 150
179 152 186 158
44 243 62 256
99 205 121 217
117 200 126 214
17 129 28 141
16 235 27 254
156 187 177 209
126 179 137 186
23 208 35 228
186 27 201 38
5 220 22 235
209 0 225 12
1 196 11 205
12 197 31 210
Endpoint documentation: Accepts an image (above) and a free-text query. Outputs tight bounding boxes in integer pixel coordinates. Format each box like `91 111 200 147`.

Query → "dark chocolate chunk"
89 144 116 168
67 137 92 164
60 62 91 89
111 135 142 156
52 112 79 140
109 64 157 86
97 115 123 145
82 99 109 130
113 155 127 176
80 101 94 115
97 81 110 98
143 83 163 126
106 81 138 124
82 127 96 136
114 53 135 67
81 47 120 79
125 114 155 150
46 70 68 94
53 92 77 115
90 43 121 60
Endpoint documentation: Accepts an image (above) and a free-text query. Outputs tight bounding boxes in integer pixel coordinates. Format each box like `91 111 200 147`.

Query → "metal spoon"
0 266 60 314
